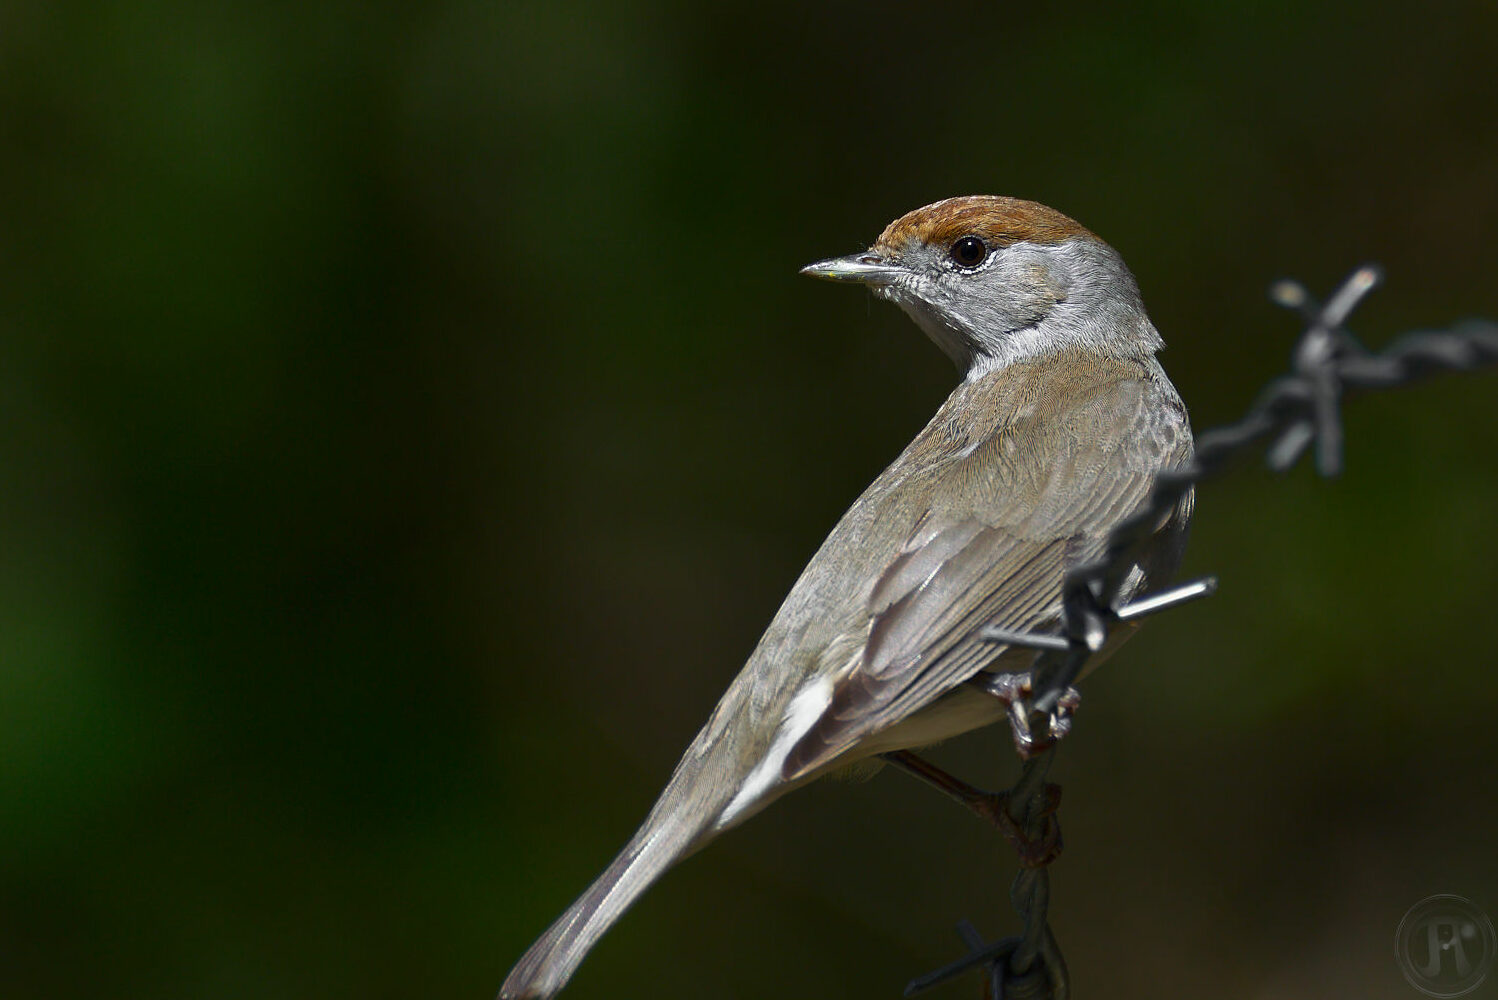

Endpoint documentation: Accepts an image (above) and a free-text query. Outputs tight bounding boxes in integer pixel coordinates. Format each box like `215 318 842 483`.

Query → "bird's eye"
950 235 987 269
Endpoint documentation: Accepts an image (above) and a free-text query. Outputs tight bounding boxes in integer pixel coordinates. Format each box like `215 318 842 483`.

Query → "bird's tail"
498 746 735 999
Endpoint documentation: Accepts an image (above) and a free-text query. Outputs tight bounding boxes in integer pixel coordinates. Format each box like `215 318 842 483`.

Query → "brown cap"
874 195 1098 255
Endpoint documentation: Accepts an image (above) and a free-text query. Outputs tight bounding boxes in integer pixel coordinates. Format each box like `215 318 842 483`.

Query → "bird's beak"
799 252 906 286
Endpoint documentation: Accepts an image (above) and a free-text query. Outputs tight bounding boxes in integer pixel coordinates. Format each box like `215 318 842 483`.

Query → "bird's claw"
975 672 1081 760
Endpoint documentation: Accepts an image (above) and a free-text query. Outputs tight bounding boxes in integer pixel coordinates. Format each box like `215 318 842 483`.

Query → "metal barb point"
1270 281 1306 315
1266 420 1315 472
1320 264 1383 328
980 626 1071 652
1269 278 1310 311
1114 577 1219 621
903 923 1018 997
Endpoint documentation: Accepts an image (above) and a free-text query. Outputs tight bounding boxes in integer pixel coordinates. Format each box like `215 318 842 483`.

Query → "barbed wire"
893 266 1498 999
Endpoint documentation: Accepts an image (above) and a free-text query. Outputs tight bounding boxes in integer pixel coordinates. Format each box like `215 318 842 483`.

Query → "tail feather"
498 750 733 998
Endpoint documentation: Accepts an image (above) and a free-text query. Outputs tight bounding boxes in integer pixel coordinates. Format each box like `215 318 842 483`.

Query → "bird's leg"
879 749 997 816
880 750 1063 868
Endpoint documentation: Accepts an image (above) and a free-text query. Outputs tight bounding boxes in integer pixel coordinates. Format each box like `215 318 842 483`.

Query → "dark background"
3 2 1496 998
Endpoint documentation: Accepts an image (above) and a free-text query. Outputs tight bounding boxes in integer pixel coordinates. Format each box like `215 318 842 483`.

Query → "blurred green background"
3 1 1496 998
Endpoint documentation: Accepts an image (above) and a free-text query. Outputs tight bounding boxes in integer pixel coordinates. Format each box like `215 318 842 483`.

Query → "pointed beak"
799 252 907 286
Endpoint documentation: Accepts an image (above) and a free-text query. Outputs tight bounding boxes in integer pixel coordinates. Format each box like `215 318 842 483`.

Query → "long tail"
498 742 740 998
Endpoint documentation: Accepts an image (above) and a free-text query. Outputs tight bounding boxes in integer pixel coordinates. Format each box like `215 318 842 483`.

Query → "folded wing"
782 372 1191 780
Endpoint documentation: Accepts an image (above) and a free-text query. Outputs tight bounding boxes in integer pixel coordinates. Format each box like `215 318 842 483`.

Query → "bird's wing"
781 373 1190 780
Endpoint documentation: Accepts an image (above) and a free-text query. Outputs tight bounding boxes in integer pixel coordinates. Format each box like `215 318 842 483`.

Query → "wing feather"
781 367 1189 780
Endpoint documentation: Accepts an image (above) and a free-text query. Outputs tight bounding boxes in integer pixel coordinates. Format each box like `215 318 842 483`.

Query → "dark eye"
950 235 987 269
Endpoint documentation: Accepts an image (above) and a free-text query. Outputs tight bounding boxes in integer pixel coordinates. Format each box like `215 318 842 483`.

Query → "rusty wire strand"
903 267 1498 999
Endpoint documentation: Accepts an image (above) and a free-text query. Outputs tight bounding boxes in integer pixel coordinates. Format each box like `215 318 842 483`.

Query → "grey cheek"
965 283 1038 332
1023 262 1066 304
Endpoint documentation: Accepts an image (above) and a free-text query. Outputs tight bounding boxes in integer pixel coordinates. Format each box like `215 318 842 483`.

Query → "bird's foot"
973 672 1081 760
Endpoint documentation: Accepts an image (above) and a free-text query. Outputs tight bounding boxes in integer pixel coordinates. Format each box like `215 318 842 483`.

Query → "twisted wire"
904 267 1498 999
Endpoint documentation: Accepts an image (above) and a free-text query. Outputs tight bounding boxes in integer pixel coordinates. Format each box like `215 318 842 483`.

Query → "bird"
499 195 1194 998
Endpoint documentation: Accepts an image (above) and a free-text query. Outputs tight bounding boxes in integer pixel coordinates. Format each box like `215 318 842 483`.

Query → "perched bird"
500 196 1193 998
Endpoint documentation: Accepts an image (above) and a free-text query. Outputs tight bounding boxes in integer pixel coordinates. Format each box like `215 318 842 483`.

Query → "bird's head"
802 196 1163 375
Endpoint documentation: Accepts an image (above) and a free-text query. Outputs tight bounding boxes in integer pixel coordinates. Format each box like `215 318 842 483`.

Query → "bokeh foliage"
2 1 1496 998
